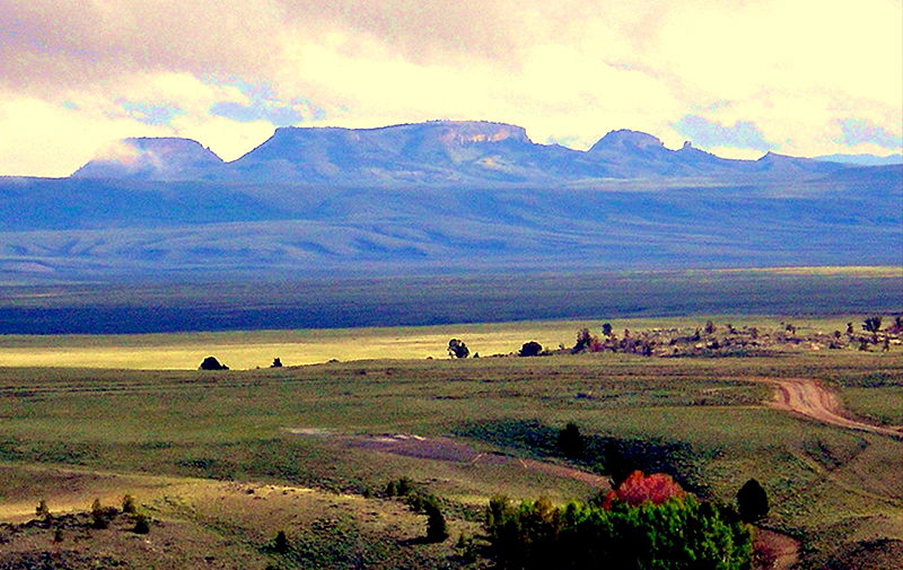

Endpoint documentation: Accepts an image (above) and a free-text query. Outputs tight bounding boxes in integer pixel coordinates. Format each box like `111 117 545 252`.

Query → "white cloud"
0 0 899 175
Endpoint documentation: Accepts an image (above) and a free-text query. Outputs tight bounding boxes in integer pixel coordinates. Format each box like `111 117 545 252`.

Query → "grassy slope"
0 323 900 568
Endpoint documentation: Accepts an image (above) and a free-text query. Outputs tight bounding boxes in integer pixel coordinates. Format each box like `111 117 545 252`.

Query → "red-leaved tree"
602 471 686 509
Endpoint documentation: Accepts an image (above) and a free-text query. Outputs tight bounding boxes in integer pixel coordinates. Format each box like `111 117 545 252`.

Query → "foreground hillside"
0 320 900 569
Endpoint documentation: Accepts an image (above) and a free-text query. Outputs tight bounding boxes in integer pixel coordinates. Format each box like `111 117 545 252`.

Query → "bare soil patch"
753 528 800 570
757 377 903 438
288 429 610 489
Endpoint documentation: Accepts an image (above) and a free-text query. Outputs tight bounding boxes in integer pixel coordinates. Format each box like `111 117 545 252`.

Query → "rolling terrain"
0 121 900 281
0 322 900 569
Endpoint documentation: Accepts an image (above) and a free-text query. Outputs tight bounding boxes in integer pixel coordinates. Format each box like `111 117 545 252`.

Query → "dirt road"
757 377 903 438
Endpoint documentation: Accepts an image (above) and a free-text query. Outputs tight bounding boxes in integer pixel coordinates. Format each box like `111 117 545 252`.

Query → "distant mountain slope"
813 153 903 166
1 165 900 280
2 120 899 281
68 120 850 186
73 138 224 181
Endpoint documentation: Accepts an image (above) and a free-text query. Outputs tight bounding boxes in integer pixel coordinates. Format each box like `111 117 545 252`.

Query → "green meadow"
0 314 901 568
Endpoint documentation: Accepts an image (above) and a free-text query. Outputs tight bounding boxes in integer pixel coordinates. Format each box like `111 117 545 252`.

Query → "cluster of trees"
33 496 149 538
485 471 753 570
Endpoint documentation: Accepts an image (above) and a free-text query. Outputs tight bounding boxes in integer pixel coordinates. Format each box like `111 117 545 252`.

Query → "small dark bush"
447 339 470 359
133 514 151 534
519 341 543 357
862 316 883 333
424 500 448 542
273 530 288 553
736 478 769 522
90 499 110 529
121 494 136 514
270 357 283 368
385 476 414 497
199 356 228 370
572 328 598 353
557 422 584 458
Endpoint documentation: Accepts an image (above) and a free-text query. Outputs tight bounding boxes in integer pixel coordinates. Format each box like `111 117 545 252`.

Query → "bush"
556 423 584 458
199 356 228 370
519 341 543 357
385 476 414 497
121 494 137 514
485 488 751 570
425 499 448 542
90 499 112 529
273 530 288 553
736 478 769 522
571 328 599 353
862 316 883 333
133 514 151 534
35 499 50 520
447 339 470 359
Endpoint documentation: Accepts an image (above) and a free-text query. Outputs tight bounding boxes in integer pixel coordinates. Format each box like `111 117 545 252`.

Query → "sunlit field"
0 314 876 369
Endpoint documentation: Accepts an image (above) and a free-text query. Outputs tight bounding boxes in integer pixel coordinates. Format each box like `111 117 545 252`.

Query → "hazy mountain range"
1 120 900 281
70 120 890 185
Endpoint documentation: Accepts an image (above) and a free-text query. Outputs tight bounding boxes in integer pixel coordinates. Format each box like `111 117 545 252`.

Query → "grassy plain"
0 316 901 568
0 314 876 369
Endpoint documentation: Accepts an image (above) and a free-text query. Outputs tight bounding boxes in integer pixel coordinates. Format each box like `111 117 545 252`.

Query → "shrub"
90 499 110 529
518 341 543 357
556 423 584 458
273 530 288 553
862 316 883 333
601 470 686 509
455 534 479 563
385 476 414 497
270 357 283 368
35 499 50 520
736 478 769 522
447 339 470 359
425 501 448 542
485 486 751 570
199 356 228 370
121 494 137 514
572 328 600 353
133 514 151 534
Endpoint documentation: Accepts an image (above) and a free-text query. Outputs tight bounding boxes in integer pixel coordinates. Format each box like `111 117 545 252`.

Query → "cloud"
119 101 186 126
673 115 772 152
836 118 902 148
210 101 299 125
0 0 900 175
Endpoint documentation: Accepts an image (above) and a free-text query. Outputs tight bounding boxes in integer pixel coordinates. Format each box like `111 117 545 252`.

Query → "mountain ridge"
70 120 852 185
4 119 899 281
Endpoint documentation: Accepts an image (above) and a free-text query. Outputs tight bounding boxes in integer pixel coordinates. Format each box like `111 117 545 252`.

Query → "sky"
1 0 901 177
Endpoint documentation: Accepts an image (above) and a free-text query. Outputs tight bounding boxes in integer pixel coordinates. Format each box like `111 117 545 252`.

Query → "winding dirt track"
756 377 903 438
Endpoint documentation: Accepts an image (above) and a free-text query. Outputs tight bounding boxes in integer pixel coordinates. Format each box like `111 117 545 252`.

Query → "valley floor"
0 317 901 569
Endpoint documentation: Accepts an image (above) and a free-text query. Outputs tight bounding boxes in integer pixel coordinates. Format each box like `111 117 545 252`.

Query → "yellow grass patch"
0 315 883 369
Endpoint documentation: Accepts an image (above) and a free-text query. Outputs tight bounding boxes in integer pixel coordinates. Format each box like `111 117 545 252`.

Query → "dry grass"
0 314 882 369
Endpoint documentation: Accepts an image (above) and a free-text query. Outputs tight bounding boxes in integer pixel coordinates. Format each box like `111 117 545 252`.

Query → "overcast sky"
1 0 901 176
